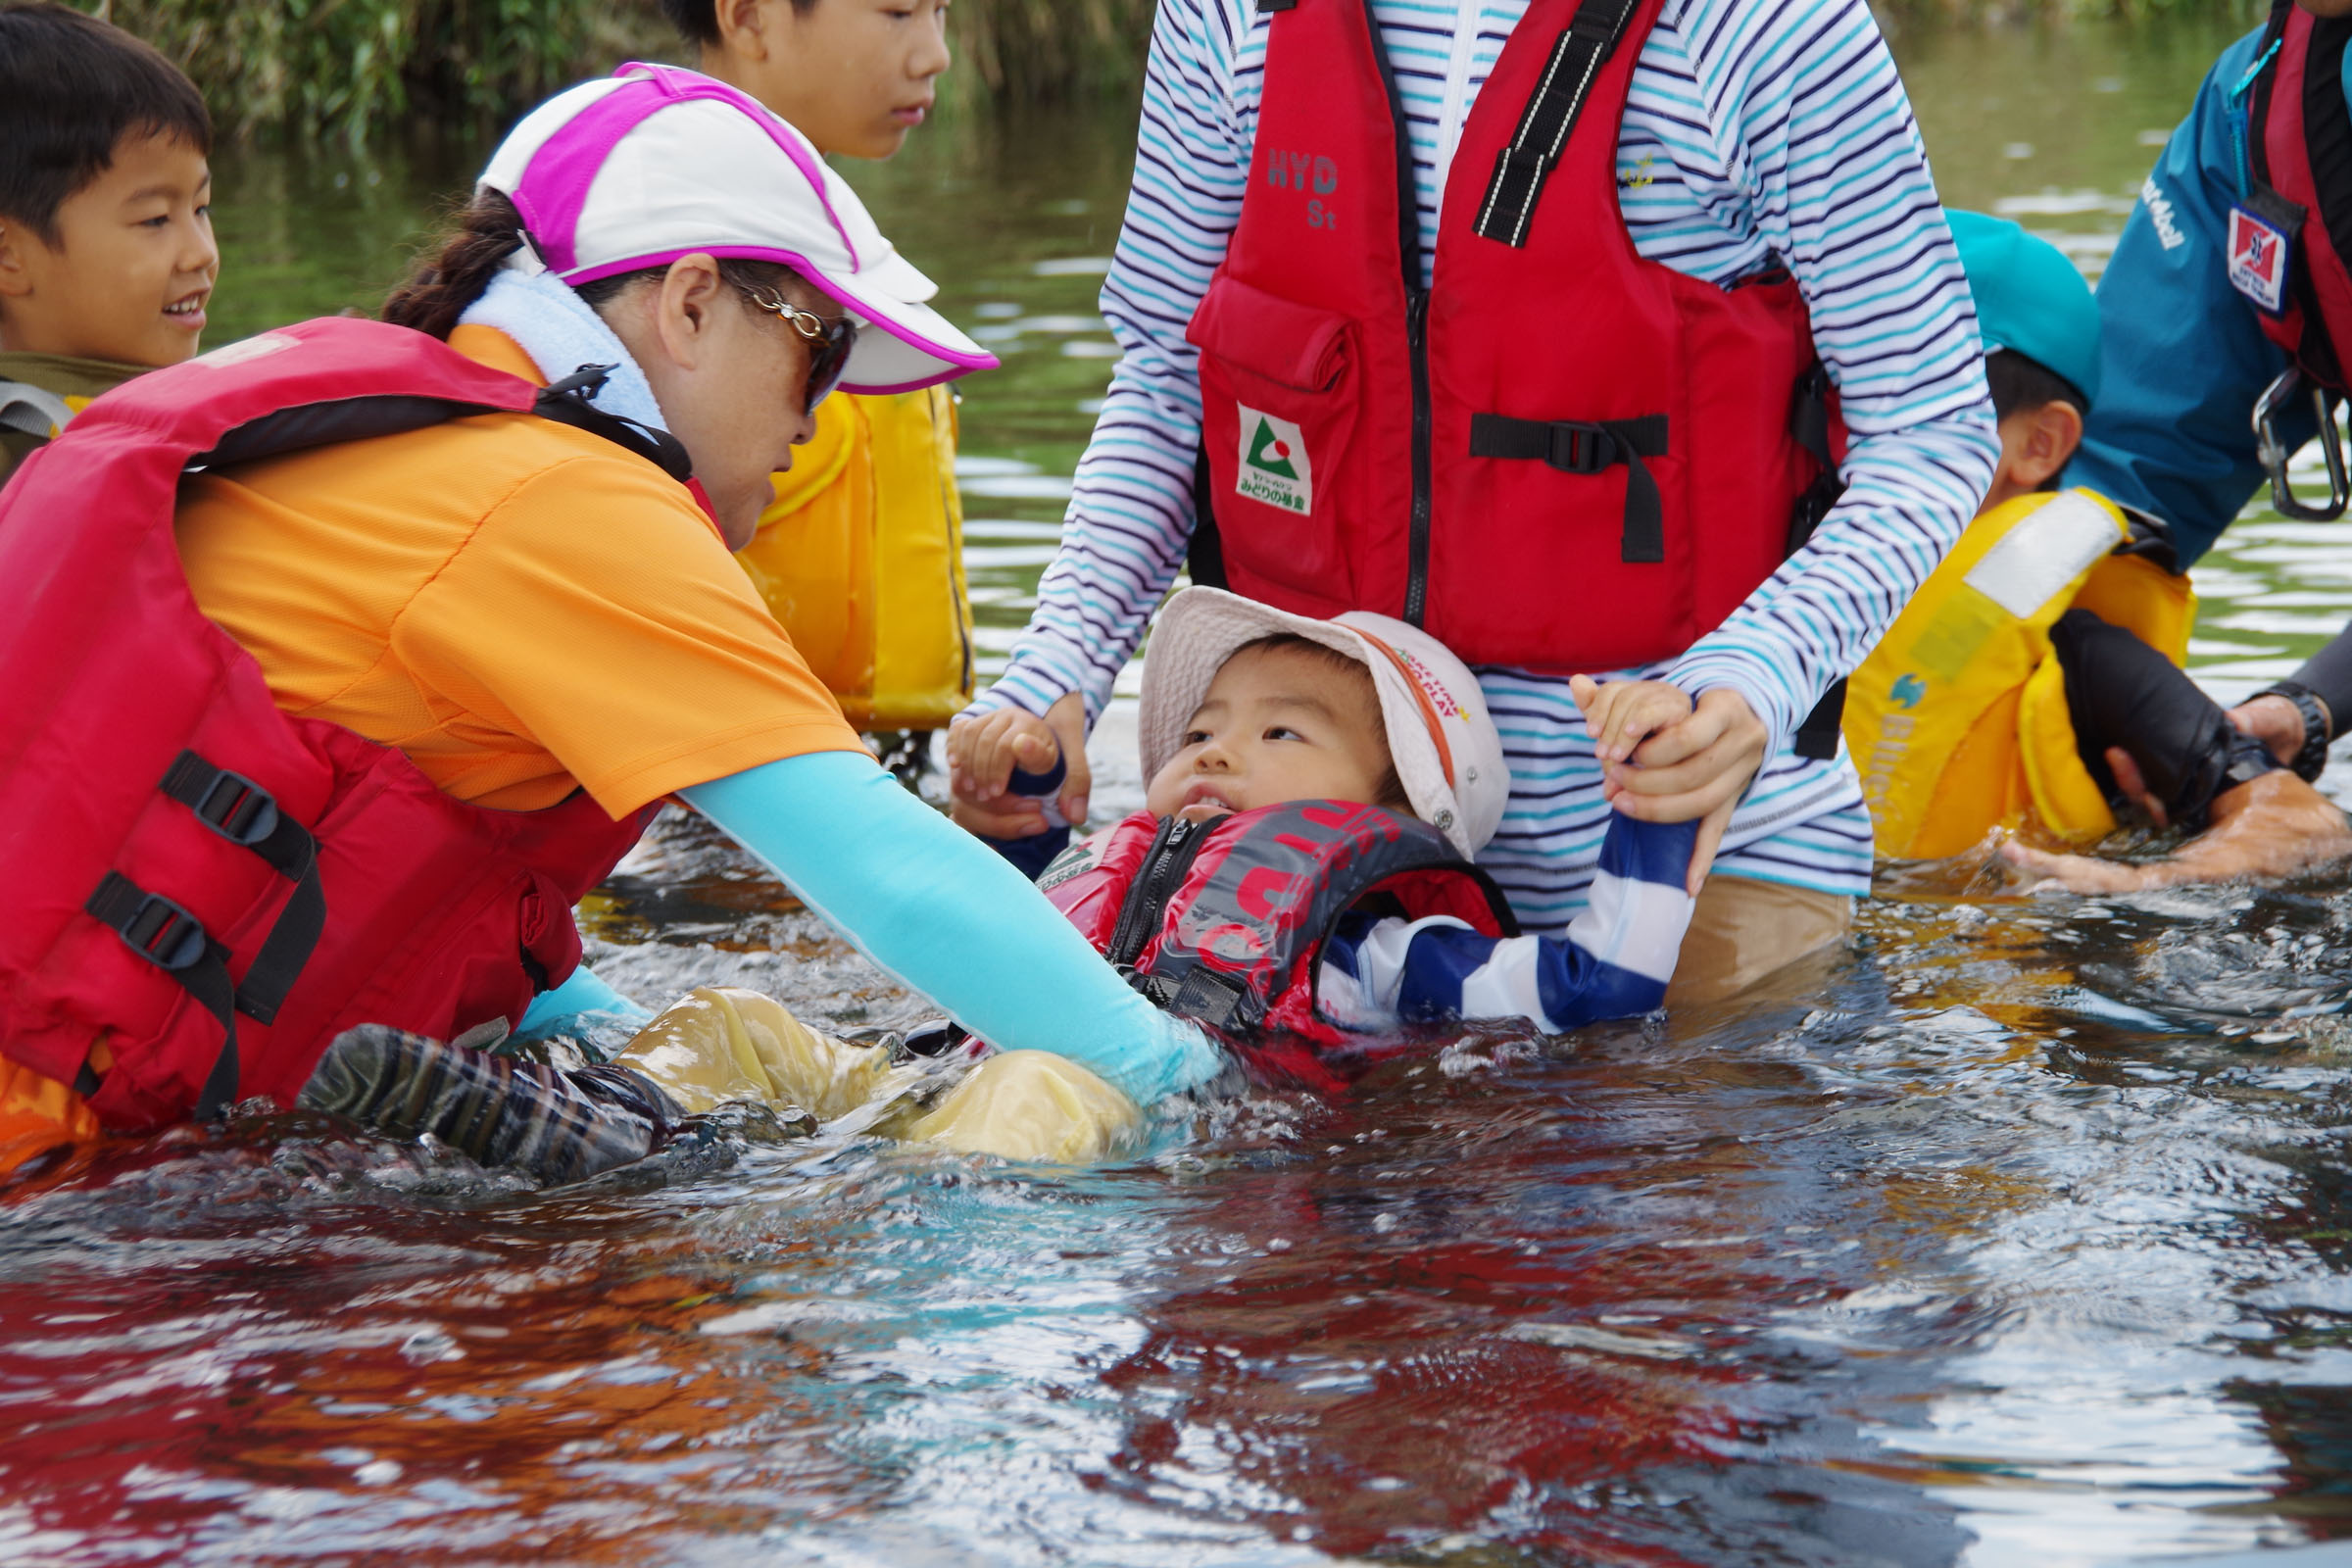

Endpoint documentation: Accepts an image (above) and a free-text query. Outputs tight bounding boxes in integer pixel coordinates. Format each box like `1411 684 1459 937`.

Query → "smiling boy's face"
0 130 217 367
1145 640 1402 822
709 0 953 160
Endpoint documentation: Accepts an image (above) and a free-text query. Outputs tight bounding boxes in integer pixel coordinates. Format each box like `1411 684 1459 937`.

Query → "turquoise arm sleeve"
679 752 1222 1103
517 964 652 1040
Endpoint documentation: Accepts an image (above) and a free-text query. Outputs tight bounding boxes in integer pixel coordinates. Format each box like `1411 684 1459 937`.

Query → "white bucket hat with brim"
1138 587 1511 858
478 65 995 394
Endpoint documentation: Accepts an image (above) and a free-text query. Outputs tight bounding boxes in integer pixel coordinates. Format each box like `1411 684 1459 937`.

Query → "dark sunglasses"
738 284 858 414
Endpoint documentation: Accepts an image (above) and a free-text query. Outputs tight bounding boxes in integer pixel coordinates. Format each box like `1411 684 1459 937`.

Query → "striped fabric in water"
970 0 1998 930
1320 816 1699 1031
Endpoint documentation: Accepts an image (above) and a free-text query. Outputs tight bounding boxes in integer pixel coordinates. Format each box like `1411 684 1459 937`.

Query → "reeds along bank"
72 0 1157 141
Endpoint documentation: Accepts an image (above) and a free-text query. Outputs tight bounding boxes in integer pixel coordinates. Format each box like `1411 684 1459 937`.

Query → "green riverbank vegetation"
75 0 1154 139
74 0 2261 139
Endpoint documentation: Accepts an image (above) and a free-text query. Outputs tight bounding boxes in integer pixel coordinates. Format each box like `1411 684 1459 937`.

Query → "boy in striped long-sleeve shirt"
950 0 1998 1001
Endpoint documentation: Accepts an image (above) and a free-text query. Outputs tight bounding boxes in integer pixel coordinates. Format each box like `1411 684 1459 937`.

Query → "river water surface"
12 14 2352 1566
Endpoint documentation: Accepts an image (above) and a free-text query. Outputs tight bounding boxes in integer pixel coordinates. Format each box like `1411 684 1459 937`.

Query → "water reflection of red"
1091 1096 1787 1563
0 1212 867 1564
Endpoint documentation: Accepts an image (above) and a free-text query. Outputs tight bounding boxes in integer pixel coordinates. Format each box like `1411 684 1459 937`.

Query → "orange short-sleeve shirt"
172 325 866 814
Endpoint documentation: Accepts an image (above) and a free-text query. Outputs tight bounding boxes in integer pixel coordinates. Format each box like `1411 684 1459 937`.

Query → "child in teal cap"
1847 212 2352 889
1946 209 2101 512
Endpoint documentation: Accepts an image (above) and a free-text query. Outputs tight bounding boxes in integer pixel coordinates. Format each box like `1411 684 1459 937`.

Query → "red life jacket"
2246 0 2352 387
1183 0 1838 676
0 318 664 1134
1040 802 1517 1084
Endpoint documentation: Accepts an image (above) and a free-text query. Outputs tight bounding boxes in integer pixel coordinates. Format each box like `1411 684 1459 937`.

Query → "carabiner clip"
2255 367 2351 520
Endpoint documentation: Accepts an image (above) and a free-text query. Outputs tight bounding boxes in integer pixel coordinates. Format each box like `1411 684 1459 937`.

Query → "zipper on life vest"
1404 284 1434 625
1359 0 1434 626
1104 815 1208 969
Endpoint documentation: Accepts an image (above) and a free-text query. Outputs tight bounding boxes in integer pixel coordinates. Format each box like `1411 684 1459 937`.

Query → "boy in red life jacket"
0 4 218 486
959 588 1702 1041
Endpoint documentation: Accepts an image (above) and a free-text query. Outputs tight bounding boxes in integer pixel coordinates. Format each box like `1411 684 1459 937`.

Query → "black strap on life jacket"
532 365 694 483
1473 0 1643 248
83 753 325 1120
1785 362 1847 760
1467 412 1670 563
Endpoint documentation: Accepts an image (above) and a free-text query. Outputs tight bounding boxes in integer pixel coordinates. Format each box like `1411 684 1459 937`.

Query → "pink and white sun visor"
478 64 997 395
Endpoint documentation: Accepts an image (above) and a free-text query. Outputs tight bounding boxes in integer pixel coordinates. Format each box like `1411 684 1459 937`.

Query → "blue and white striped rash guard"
968 0 1999 930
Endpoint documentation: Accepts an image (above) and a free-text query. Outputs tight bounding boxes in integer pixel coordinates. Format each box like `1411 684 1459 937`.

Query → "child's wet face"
1146 643 1396 821
0 131 216 367
717 0 952 160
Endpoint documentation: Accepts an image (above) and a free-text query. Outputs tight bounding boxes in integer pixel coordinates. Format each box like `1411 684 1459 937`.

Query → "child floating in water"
956 587 1702 1054
311 593 1702 1181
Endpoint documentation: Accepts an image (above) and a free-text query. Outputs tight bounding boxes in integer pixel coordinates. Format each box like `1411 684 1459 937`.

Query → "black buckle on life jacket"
1468 411 1669 562
87 873 209 972
85 872 243 1120
176 762 279 848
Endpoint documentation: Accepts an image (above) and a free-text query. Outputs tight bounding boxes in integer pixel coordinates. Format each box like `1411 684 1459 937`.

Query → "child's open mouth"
1180 779 1238 812
164 292 208 330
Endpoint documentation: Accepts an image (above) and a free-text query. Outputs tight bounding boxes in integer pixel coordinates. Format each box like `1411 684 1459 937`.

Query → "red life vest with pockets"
2245 0 2352 388
0 318 658 1134
1184 0 1836 674
1040 802 1517 1084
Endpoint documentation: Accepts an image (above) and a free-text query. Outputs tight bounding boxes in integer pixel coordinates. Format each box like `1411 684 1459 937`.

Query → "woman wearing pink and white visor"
162 66 1225 1176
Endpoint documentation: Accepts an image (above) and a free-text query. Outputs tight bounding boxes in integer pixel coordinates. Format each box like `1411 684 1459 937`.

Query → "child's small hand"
1570 674 1693 764
948 704 1084 839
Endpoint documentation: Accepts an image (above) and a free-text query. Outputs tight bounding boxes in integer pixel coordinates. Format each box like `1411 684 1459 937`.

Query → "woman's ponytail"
383 191 527 340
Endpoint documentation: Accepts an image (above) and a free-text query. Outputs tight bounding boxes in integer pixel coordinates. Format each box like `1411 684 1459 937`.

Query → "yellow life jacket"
735 386 973 731
1844 487 2196 859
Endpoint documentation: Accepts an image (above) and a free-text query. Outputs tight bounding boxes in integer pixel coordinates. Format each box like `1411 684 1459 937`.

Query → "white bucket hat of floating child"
1138 587 1511 858
478 63 996 394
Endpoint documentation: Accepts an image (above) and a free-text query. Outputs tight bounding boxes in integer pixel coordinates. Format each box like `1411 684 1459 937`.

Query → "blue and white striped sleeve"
1320 817 1699 1031
1657 0 1998 753
969 0 1250 725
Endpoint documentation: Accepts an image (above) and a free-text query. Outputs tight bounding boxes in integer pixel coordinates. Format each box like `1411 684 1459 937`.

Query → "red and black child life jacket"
1183 0 1841 680
1039 802 1517 1084
0 317 672 1134
2244 0 2352 386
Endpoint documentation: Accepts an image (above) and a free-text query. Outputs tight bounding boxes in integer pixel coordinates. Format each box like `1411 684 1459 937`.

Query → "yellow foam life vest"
735 386 973 731
1844 487 2196 859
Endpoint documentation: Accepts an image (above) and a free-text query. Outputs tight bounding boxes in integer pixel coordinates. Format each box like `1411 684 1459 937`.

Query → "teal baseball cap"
1947 209 2101 406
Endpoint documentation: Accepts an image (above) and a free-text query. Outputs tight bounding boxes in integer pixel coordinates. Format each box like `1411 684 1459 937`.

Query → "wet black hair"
658 0 819 45
0 2 211 246
1226 633 1412 812
1985 347 2089 424
382 189 802 340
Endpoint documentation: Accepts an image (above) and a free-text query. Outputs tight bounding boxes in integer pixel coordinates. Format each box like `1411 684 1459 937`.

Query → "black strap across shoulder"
1468 411 1669 562
1474 0 1643 248
82 751 328 1120
188 366 693 484
534 365 693 483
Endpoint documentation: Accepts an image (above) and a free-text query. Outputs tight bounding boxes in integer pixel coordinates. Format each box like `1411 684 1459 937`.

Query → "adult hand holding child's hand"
1572 675 1766 896
948 692 1091 838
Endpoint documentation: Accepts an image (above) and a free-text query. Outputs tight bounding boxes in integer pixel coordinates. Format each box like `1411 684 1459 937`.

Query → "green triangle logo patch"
1232 404 1313 514
1246 416 1298 479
